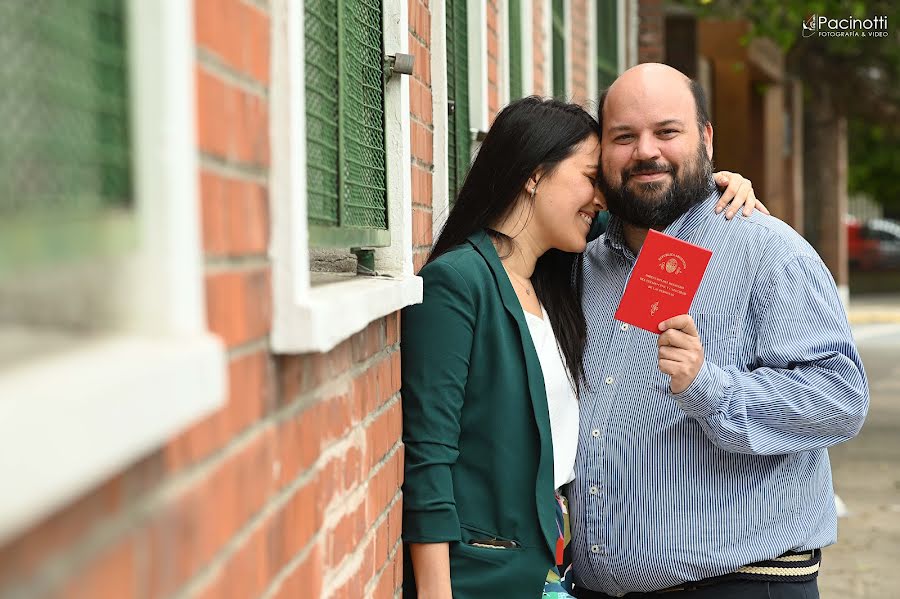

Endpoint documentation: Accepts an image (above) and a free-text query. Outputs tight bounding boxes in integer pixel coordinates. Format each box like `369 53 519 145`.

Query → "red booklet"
614 229 713 334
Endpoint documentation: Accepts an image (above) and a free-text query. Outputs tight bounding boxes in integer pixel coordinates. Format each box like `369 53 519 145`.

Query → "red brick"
274 544 323 599
196 0 270 86
205 268 272 348
327 501 366 567
196 66 269 166
413 250 428 273
412 207 433 247
59 537 136 599
386 312 399 346
145 428 277 598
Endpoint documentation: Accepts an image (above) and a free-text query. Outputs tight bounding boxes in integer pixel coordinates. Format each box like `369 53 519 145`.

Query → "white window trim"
586 0 598 107
625 0 639 69
498 0 510 109
0 0 227 545
269 0 422 355
432 1 451 237
467 0 490 135
542 0 553 96
618 0 629 73
563 0 572 100
521 0 534 95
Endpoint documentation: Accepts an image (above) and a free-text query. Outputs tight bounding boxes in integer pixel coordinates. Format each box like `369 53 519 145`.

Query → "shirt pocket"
692 311 740 367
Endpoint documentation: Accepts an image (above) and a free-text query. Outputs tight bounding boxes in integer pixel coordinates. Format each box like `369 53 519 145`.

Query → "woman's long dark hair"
429 96 601 387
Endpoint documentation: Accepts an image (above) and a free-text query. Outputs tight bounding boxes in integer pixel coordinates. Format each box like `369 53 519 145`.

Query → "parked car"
848 217 900 271
847 217 880 271
866 218 900 270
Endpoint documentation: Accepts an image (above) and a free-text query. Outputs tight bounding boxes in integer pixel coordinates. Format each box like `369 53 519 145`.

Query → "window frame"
269 0 422 355
305 0 392 250
0 0 227 545
596 0 620 91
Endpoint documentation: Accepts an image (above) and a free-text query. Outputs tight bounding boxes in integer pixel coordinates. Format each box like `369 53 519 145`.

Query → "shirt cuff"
672 360 728 418
402 506 462 544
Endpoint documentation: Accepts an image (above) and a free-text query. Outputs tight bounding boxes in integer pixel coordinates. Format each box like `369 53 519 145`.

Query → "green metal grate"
597 0 619 89
552 0 566 99
446 0 470 206
508 0 523 101
0 0 131 219
306 0 388 248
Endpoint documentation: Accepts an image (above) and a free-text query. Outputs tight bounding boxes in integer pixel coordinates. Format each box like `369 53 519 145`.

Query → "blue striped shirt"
571 187 869 595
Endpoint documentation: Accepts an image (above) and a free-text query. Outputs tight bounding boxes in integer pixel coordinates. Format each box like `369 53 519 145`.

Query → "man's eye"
658 129 678 137
587 175 597 185
614 134 634 142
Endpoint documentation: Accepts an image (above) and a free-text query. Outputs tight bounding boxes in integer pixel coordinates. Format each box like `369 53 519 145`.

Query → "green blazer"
401 231 557 598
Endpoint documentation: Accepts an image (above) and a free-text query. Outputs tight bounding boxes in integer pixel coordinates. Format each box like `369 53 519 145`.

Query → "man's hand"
658 315 704 394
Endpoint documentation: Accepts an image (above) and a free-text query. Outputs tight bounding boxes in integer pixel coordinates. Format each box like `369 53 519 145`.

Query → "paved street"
820 322 900 598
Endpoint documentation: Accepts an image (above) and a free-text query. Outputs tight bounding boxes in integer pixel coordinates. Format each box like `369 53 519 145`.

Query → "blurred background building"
0 1 895 598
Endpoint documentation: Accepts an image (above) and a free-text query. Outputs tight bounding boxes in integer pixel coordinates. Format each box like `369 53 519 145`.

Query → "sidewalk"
847 294 900 325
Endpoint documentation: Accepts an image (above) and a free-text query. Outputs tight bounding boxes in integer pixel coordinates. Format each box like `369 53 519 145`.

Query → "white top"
524 306 579 490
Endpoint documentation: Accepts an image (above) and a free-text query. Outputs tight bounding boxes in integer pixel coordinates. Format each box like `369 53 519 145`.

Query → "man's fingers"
658 314 698 337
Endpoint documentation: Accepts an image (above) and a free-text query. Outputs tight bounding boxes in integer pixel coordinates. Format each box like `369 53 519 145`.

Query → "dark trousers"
572 579 819 599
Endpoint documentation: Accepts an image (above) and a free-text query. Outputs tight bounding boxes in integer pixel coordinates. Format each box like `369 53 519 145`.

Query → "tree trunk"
803 78 848 302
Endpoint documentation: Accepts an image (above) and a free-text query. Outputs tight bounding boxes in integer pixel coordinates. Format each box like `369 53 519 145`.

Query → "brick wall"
0 1 603 596
569 0 590 104
410 0 434 274
0 1 408 597
638 0 665 63
487 0 501 119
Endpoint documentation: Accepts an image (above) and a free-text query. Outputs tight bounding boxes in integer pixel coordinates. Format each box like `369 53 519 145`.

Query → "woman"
401 97 764 599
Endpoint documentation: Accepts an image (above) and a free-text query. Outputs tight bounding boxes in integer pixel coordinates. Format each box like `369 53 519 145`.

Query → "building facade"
0 1 636 597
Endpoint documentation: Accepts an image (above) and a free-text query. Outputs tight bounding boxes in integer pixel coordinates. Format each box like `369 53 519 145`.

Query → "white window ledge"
271 274 422 355
0 333 226 545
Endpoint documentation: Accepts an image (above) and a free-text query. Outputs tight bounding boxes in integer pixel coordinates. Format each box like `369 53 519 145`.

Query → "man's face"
598 77 714 229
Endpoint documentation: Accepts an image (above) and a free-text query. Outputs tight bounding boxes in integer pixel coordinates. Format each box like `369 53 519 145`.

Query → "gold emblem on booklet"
658 253 687 275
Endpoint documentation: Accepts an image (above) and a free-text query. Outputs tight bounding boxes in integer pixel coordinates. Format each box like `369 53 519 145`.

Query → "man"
570 63 869 599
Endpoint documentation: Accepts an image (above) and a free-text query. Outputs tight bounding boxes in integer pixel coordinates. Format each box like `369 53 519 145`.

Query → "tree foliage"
676 0 899 209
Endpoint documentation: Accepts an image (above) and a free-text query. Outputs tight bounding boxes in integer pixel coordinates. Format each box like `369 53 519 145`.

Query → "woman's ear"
526 168 545 197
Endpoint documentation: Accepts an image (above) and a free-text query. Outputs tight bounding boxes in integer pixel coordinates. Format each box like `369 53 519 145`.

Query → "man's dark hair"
597 78 711 135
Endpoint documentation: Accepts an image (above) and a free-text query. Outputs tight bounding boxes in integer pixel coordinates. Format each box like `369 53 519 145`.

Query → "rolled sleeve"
400 259 475 543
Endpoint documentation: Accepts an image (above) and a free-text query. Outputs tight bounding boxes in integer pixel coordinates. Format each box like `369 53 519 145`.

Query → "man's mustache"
623 161 675 178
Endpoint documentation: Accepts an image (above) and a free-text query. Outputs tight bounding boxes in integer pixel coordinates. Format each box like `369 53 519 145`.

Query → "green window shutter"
306 0 389 249
597 0 618 90
0 1 133 275
552 0 566 99
508 0 523 101
446 0 470 206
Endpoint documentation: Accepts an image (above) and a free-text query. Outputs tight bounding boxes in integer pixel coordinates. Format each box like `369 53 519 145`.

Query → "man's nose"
633 132 661 161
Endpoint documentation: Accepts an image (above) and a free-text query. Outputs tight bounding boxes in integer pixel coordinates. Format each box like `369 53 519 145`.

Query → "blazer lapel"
466 230 558 555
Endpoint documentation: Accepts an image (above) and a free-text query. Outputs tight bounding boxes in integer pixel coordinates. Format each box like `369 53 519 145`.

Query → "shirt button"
591 545 601 554
589 486 599 495
620 323 629 331
605 376 614 385
591 429 600 438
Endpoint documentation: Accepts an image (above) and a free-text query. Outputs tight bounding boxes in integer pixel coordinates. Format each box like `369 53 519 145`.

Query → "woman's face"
530 135 603 253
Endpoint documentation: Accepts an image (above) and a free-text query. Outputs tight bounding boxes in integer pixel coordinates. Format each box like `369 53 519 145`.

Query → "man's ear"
703 123 713 160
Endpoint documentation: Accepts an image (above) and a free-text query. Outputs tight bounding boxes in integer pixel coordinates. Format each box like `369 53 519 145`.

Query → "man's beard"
599 142 714 230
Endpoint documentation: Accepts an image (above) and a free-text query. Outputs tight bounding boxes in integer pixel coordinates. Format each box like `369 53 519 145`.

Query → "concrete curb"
847 311 900 325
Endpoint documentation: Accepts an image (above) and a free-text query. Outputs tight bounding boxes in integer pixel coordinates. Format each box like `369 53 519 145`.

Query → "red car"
847 217 880 271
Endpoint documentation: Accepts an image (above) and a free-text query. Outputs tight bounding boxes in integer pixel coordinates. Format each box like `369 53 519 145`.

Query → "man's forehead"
603 82 695 129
